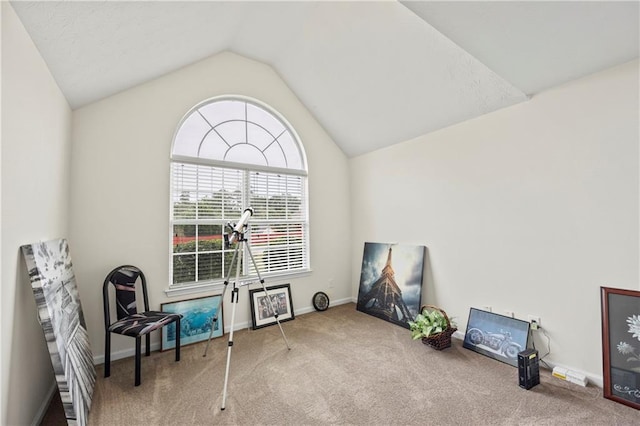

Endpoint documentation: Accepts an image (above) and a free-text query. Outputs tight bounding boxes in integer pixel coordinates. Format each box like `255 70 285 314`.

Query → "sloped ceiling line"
9 1 639 157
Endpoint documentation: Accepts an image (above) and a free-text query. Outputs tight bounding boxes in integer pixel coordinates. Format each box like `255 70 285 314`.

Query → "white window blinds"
170 97 309 288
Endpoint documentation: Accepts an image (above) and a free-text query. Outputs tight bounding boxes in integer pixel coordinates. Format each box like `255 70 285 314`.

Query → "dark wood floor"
40 390 65 426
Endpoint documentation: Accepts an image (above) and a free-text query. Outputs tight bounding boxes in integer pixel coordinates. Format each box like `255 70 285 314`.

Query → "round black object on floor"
312 291 330 311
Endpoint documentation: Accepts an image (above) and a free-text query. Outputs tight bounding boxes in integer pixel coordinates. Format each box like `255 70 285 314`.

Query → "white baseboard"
31 380 57 426
295 296 353 316
451 330 603 387
94 297 355 365
543 362 603 388
330 297 355 306
95 301 605 389
43 299 603 424
93 341 163 365
452 330 465 340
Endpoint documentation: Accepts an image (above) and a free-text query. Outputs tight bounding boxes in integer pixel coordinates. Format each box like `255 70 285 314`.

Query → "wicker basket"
419 305 457 350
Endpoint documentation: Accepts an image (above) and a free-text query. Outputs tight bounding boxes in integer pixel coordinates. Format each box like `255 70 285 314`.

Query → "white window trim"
164 269 313 298
170 94 308 173
171 154 307 177
167 95 310 295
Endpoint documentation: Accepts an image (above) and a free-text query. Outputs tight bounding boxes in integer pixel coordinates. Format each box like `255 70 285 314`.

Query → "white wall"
70 51 352 360
350 60 639 383
3 6 636 419
1 3 73 424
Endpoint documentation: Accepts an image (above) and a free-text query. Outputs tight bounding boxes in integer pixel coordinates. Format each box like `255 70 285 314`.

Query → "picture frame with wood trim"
601 286 640 410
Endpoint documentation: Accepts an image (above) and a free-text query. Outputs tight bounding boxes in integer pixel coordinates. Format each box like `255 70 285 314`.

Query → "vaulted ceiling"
10 1 639 157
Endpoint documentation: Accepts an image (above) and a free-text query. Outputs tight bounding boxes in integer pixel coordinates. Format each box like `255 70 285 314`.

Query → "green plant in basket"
409 308 456 340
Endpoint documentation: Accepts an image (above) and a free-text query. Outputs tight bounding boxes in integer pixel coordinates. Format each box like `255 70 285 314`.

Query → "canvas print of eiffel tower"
356 242 425 329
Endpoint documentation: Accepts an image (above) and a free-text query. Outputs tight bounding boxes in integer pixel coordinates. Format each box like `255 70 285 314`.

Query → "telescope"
203 205 291 411
227 208 253 245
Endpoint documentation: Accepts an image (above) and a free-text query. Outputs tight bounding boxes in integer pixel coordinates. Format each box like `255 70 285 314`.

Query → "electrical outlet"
504 310 515 318
528 315 541 330
328 278 334 289
482 305 492 312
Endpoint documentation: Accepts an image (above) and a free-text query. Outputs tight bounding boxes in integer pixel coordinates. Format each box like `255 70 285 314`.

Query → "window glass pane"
247 103 285 138
285 181 304 220
197 225 223 252
199 101 245 126
268 194 287 219
276 132 303 171
222 169 243 219
172 164 197 219
249 172 269 219
173 113 210 158
248 172 304 220
198 131 228 161
173 254 195 284
287 223 304 245
223 193 243 220
173 193 196 219
198 252 223 281
173 225 196 253
215 120 246 146
263 143 287 168
247 122 276 152
225 143 267 167
249 195 268 220
262 246 290 273
247 222 307 276
196 166 223 219
172 99 304 172
197 196 218 219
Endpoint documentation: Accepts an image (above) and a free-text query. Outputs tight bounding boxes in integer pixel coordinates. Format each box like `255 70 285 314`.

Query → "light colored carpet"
43 303 639 425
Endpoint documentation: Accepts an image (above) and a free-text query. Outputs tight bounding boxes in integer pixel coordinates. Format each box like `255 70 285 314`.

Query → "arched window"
169 96 309 290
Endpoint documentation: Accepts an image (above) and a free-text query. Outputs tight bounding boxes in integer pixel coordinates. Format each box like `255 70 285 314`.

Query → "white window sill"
164 269 312 298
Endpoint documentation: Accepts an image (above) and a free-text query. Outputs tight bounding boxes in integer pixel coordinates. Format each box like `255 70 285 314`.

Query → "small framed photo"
249 284 295 330
601 286 640 410
463 307 530 367
160 294 223 351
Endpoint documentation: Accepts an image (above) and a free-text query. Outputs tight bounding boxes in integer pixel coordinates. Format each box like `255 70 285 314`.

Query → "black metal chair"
103 265 182 386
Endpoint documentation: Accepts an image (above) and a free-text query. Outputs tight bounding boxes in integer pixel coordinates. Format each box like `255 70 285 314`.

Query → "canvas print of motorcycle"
463 307 531 367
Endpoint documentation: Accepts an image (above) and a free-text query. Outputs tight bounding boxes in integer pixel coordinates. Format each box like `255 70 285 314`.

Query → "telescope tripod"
202 228 291 411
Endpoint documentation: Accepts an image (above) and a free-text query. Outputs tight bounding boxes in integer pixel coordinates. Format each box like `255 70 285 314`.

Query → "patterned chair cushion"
108 311 182 337
110 266 142 319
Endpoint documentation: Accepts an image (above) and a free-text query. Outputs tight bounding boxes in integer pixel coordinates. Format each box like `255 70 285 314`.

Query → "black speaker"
518 349 540 390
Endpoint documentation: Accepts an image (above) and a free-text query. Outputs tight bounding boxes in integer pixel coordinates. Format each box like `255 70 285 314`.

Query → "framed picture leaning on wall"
21 239 95 426
249 284 295 329
463 308 530 367
601 286 640 410
161 294 224 351
356 242 425 329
